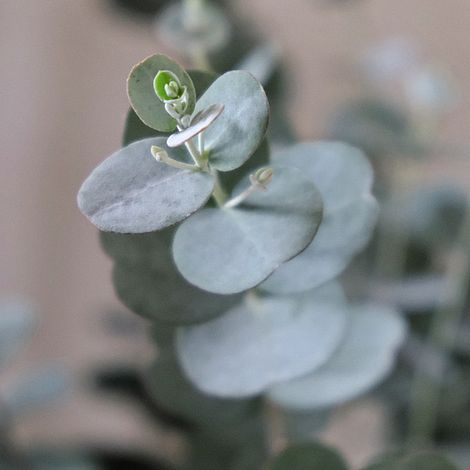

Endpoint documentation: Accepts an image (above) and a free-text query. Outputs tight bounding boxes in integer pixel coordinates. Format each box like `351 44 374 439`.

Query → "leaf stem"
184 138 203 168
406 197 470 449
224 185 259 209
151 146 198 171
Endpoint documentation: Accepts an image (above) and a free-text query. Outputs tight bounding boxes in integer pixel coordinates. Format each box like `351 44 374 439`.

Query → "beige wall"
1 0 470 464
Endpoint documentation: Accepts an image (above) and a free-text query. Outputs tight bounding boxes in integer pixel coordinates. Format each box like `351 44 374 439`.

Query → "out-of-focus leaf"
328 99 414 157
173 166 323 294
269 442 348 470
156 2 231 58
77 137 214 233
386 184 467 249
144 353 261 433
101 228 240 324
362 453 459 470
236 42 280 86
176 283 347 397
113 262 240 325
4 365 70 416
283 409 331 440
268 304 406 409
0 298 36 367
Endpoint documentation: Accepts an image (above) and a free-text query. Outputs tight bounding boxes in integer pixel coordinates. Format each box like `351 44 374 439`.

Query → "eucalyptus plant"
77 52 410 469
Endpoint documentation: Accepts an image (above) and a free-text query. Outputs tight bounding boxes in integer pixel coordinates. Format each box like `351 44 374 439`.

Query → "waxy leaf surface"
176 283 347 397
127 54 196 132
268 304 406 409
195 70 269 171
78 137 214 233
261 142 378 294
173 166 323 294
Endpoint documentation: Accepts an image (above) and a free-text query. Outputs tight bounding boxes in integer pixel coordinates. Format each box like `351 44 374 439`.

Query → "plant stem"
185 139 203 168
406 197 470 449
211 171 227 207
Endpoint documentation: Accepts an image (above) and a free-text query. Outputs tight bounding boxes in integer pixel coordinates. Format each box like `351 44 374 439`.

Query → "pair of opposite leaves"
78 54 378 296
78 54 320 296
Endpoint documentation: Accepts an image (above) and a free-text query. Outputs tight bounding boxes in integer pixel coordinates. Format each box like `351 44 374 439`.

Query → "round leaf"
100 227 175 269
127 54 196 132
101 229 241 324
176 282 348 398
328 99 415 157
122 108 162 146
144 353 261 429
195 70 269 171
173 166 323 294
270 442 348 470
77 137 214 233
123 70 218 146
268 304 406 410
113 263 240 325
260 142 378 294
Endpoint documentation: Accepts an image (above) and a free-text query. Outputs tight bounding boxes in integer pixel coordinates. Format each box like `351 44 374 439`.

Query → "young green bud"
251 167 274 189
154 70 185 102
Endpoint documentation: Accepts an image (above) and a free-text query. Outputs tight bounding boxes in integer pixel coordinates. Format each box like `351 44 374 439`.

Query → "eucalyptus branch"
211 171 228 207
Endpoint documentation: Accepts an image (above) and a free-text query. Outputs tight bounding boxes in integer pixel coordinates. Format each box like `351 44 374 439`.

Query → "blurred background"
1 0 470 468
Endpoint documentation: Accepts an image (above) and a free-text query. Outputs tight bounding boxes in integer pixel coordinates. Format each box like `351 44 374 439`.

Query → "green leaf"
268 304 406 410
122 108 161 146
101 229 240 324
144 352 261 430
362 453 459 470
260 142 378 294
173 166 323 294
283 409 331 440
127 54 196 132
113 262 241 325
77 137 214 233
122 70 218 146
188 69 219 97
328 99 415 158
195 70 269 171
270 442 348 470
153 70 183 101
100 227 175 270
176 282 347 397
